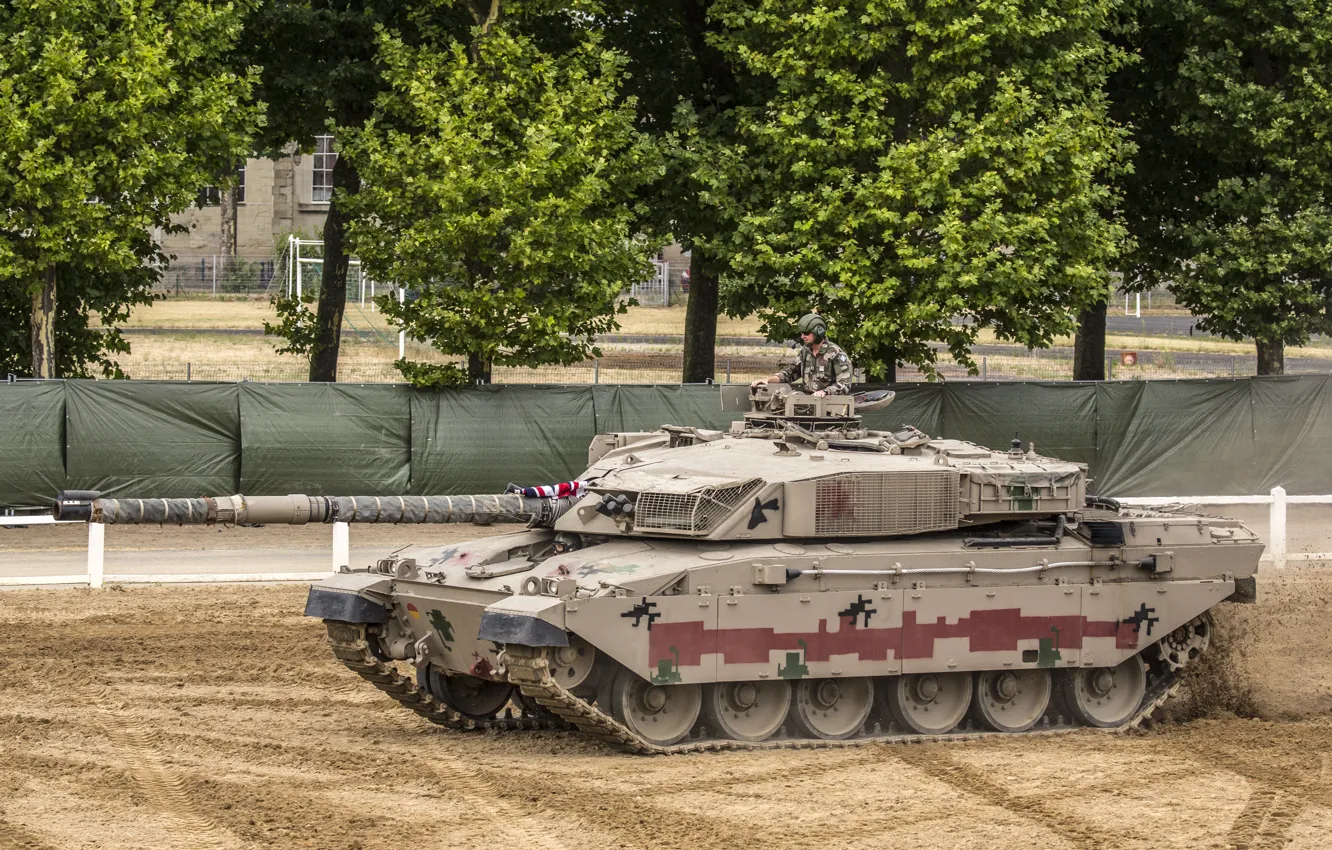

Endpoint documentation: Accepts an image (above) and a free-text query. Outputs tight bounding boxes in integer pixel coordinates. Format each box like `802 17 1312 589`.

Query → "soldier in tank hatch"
751 312 852 396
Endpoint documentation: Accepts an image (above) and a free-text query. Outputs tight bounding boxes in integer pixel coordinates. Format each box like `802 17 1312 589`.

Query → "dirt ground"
2 565 1331 850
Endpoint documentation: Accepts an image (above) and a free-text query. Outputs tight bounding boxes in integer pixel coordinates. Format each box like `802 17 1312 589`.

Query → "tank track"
324 621 561 732
503 645 1183 755
327 620 1184 752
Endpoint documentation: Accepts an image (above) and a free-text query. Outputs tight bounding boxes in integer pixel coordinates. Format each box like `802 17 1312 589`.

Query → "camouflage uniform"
778 342 853 394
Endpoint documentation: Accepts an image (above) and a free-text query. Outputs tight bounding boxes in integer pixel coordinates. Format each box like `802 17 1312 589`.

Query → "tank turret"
567 384 1086 541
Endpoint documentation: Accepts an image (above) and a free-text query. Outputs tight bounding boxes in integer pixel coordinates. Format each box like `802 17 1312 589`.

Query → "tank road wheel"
703 680 792 742
788 678 874 740
609 670 702 747
884 672 973 735
1058 657 1147 728
972 669 1052 734
432 671 514 721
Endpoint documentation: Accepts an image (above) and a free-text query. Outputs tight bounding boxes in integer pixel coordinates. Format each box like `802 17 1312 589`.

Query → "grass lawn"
109 295 1330 361
113 297 765 336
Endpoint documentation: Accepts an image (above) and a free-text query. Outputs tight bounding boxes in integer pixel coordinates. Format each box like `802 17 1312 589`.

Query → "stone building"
161 135 690 301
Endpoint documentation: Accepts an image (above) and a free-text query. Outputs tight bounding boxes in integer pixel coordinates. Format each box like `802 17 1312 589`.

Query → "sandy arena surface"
2 562 1331 850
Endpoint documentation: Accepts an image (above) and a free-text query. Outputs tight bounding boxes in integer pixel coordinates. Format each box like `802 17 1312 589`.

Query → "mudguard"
304 572 395 623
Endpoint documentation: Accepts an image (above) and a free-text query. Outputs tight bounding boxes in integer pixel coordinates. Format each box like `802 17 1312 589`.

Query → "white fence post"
332 522 350 571
88 523 105 589
398 286 406 359
1270 485 1287 569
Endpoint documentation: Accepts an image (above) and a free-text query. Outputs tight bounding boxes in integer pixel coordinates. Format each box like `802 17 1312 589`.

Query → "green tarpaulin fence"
1 376 1329 507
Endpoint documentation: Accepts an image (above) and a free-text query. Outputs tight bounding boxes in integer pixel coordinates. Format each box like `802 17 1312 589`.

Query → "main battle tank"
60 385 1262 753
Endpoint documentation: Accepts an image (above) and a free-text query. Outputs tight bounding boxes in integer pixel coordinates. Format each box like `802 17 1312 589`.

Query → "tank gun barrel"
54 491 570 527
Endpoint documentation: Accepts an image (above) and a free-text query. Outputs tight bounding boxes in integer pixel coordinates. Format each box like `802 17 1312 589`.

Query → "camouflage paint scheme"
307 387 1262 744
387 513 1252 687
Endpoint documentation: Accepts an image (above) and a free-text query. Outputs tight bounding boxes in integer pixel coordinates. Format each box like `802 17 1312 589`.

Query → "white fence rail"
1118 486 1332 570
3 487 1329 588
0 516 349 588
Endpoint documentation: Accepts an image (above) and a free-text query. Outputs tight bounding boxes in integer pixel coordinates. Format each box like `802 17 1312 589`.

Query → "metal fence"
155 255 280 296
110 344 1332 384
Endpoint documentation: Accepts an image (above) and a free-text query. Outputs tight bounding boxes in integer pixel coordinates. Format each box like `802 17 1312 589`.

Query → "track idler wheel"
1057 656 1147 728
428 667 514 720
548 635 597 691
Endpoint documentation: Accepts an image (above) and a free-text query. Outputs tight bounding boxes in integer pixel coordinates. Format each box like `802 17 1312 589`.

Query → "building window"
313 135 336 203
236 164 246 204
197 186 220 207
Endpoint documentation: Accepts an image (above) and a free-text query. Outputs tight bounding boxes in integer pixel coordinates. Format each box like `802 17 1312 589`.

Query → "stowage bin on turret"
69 385 1262 752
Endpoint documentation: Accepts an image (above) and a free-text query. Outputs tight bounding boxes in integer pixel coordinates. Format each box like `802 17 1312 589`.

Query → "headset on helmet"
796 313 827 345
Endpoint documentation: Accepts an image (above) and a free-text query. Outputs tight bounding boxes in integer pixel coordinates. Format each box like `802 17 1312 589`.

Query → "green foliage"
1116 0 1332 357
0 258 159 378
697 0 1131 379
263 293 322 357
341 23 662 385
389 359 471 389
0 0 261 375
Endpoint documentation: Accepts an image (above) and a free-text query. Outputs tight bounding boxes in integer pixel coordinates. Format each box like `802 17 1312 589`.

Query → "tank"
59 385 1262 752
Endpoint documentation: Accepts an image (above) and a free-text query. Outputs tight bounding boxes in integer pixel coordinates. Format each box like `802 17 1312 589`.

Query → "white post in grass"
398 286 406 359
332 522 350 571
88 522 105 589
1270 486 1287 569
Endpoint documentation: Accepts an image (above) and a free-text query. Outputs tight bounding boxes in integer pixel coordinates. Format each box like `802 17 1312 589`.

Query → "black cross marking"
748 496 780 530
621 598 661 630
1122 603 1160 637
838 594 878 628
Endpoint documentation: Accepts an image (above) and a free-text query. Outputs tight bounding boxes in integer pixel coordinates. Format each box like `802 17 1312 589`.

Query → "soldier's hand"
750 379 768 389
812 390 827 398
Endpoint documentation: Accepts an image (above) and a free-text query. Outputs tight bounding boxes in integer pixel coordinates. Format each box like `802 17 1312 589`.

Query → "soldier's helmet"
797 313 827 345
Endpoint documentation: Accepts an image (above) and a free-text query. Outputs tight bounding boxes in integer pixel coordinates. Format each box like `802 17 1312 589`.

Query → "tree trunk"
30 266 56 378
219 185 237 262
1256 337 1284 376
682 249 717 383
308 155 361 383
1073 300 1107 381
466 353 492 384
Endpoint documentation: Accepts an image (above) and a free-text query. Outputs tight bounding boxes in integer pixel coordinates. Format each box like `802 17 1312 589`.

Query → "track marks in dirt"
420 755 573 850
419 747 794 850
0 811 59 850
1186 729 1332 850
91 690 245 850
1226 788 1304 850
893 746 1120 849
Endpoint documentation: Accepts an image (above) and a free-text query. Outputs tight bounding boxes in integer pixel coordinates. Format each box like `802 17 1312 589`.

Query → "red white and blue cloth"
506 480 586 499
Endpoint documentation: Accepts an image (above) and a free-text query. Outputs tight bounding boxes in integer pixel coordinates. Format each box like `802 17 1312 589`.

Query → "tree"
0 246 162 378
0 0 260 377
1114 0 1332 375
694 0 1130 381
339 20 661 386
244 0 376 381
597 1 748 383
